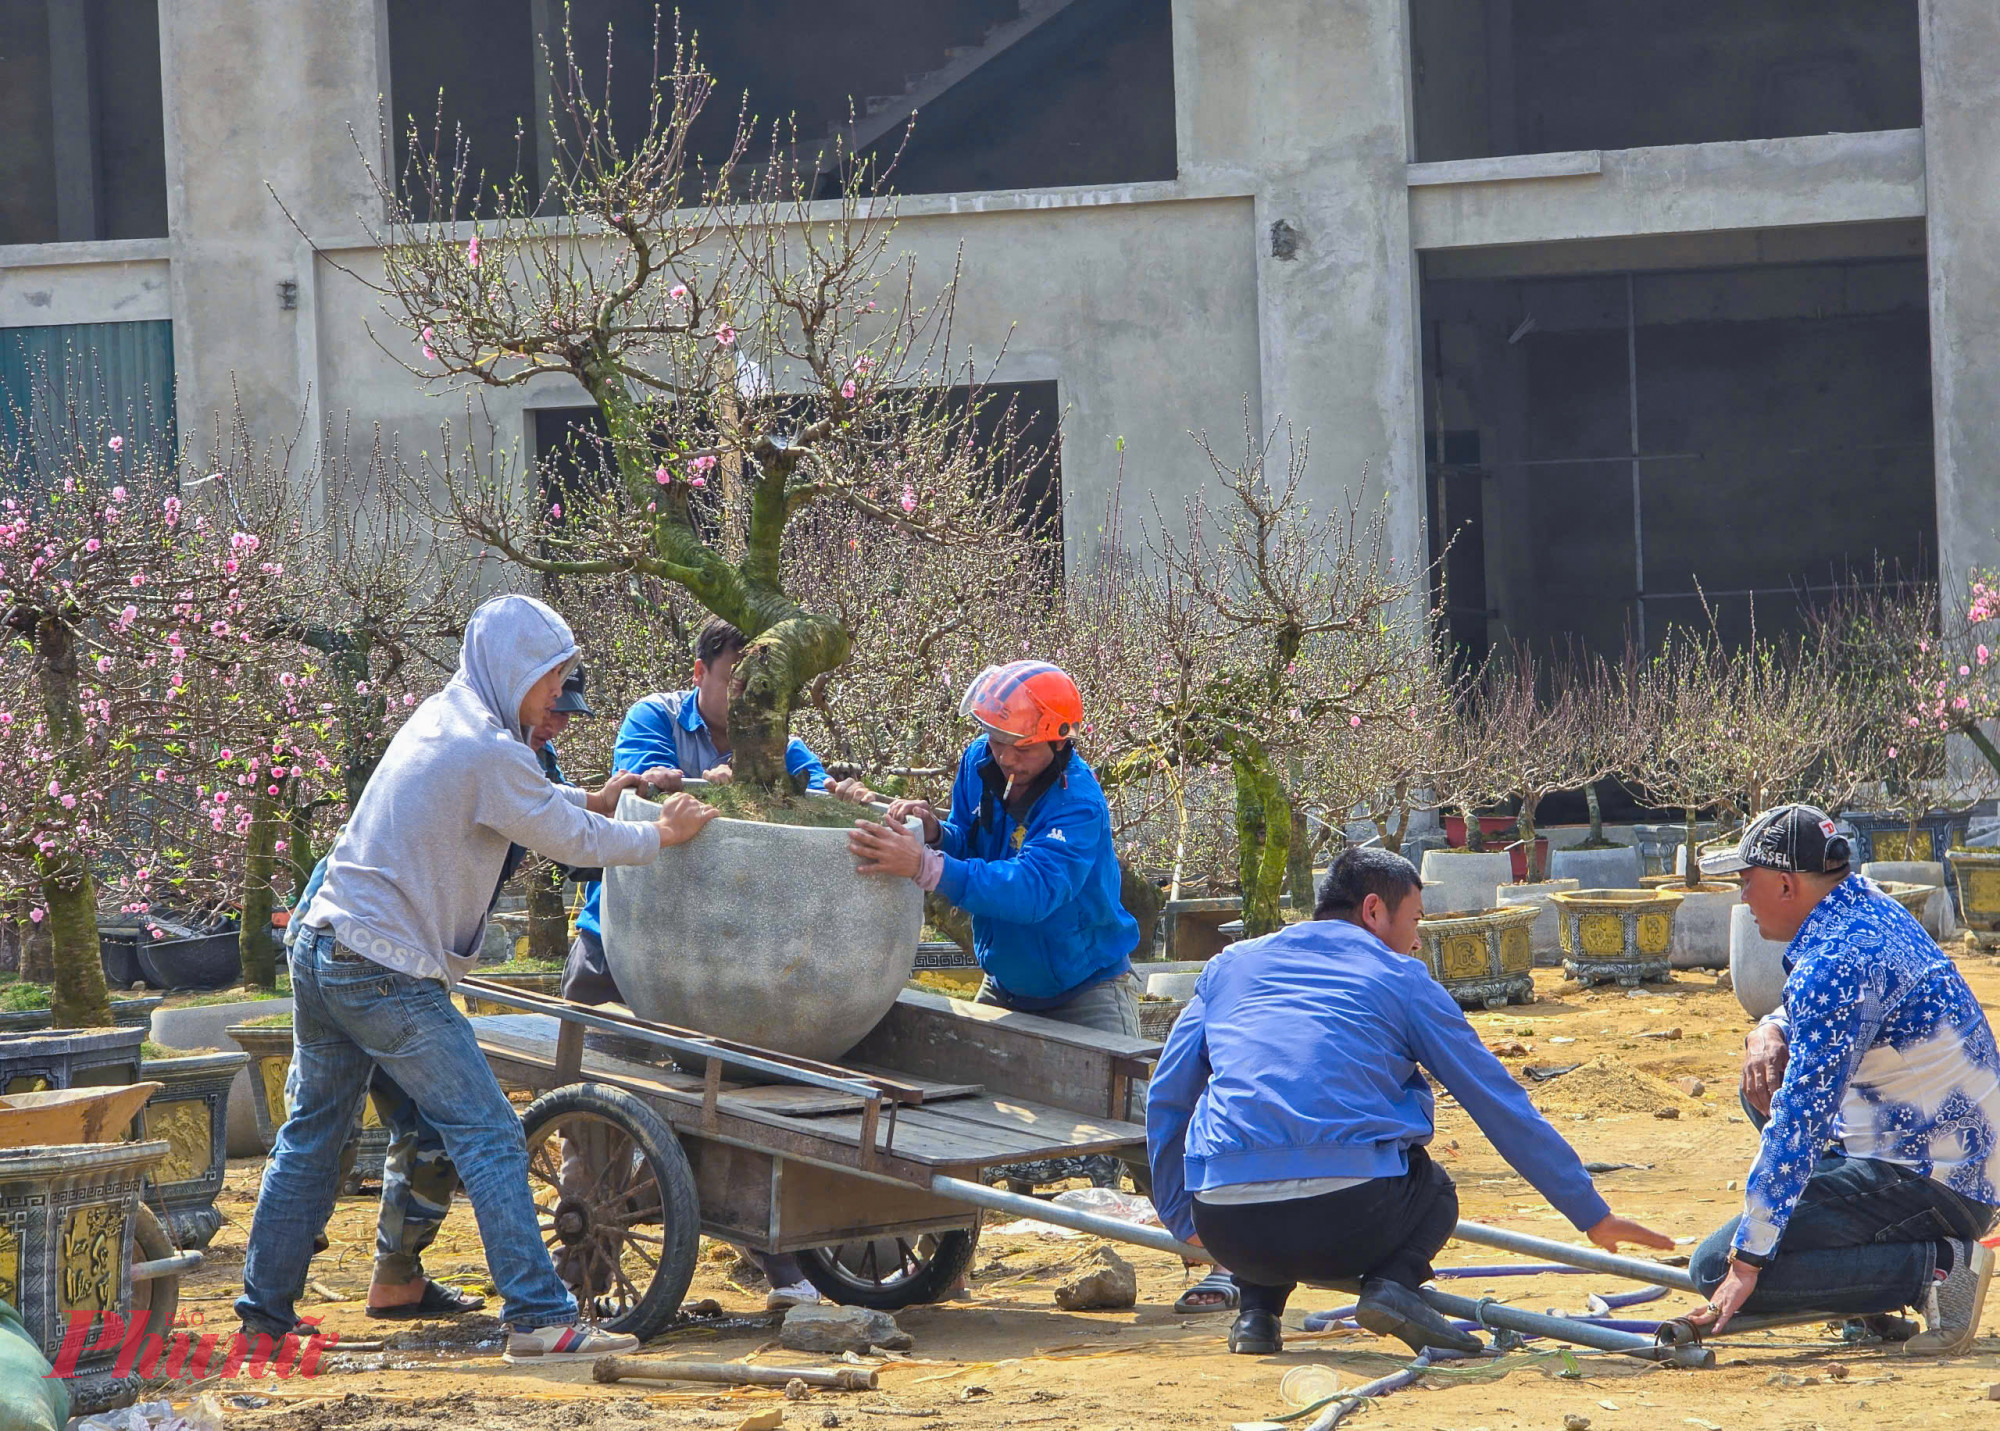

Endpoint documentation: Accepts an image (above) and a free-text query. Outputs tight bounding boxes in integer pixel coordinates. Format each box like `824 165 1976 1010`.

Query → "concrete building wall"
0 0 1995 638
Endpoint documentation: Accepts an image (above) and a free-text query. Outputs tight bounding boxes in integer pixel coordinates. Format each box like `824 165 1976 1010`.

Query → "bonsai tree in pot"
1630 627 1749 891
1119 418 1421 939
293 26 1039 803
1463 647 1600 886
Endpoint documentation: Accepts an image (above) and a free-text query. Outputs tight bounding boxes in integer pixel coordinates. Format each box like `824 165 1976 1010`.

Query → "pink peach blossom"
107 435 123 452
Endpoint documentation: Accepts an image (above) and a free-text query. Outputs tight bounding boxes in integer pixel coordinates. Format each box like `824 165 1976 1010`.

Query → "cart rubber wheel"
129 1205 180 1343
795 1219 981 1310
520 1082 700 1343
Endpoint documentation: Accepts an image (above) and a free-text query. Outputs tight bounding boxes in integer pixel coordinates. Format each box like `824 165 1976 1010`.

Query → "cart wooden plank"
474 1012 1144 1167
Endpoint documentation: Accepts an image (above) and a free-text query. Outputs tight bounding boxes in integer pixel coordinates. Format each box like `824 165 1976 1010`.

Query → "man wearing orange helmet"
848 661 1144 1033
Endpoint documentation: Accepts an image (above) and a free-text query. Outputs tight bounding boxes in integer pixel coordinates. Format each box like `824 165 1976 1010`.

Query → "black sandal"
365 1279 489 1319
1174 1270 1241 1314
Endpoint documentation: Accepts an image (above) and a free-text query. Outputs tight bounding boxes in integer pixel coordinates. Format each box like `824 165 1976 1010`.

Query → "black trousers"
560 927 622 1007
1189 1146 1459 1318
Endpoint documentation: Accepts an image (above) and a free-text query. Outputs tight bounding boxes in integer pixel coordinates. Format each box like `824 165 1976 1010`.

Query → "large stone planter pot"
1946 850 2000 932
1551 888 1682 988
1639 878 1743 970
1874 880 1940 928
229 1022 388 1193
0 1026 144 1097
0 995 158 1037
1413 904 1539 1009
1419 850 1515 917
135 927 244 991
1548 844 1643 890
0 1139 172 1410
1861 862 1955 940
1729 903 1790 1019
138 1051 249 1248
152 999 293 1157
600 792 924 1061
1496 879 1579 966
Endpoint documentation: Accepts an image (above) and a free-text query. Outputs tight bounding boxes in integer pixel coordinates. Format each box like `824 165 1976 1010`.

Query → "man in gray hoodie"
236 594 716 1365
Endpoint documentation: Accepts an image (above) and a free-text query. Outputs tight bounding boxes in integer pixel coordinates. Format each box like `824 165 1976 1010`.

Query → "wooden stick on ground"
593 1357 879 1390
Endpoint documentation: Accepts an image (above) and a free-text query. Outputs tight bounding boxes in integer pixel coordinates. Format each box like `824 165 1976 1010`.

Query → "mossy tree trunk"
1230 739 1292 940
24 611 111 1027
1585 782 1606 844
527 862 568 965
1685 807 1701 890
240 790 280 990
1518 796 1543 883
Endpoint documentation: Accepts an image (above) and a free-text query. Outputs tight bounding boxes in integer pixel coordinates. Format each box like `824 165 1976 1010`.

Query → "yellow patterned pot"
139 1051 249 1249
1413 903 1540 1009
0 1139 171 1408
1549 888 1684 988
1946 850 2000 932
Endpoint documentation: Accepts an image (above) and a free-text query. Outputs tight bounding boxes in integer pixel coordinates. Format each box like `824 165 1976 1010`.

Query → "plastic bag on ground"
69 1396 223 1431
985 1186 1163 1237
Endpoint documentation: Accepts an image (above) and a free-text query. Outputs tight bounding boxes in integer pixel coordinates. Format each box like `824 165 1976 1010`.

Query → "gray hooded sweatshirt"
301 594 658 985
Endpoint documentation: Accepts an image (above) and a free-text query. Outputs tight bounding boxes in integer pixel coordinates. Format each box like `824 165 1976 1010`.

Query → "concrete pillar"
1173 0 1425 572
1920 0 2000 593
158 0 386 465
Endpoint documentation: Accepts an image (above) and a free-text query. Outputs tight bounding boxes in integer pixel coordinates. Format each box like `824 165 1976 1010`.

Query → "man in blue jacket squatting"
1146 847 1672 1356
846 660 1143 1035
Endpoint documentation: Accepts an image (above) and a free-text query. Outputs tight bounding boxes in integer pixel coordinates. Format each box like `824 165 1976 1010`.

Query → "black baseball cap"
1700 803 1852 877
551 662 595 716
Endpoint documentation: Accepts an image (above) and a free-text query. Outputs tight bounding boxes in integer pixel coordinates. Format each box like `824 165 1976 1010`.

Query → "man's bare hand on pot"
700 764 733 785
883 798 941 844
849 817 925 880
654 792 719 847
587 770 657 815
1742 1022 1790 1115
829 777 877 804
637 766 680 795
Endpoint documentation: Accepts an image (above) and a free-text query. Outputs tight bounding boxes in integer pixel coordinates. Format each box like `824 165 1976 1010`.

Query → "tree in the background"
1630 629 1745 890
296 19 1038 801
1125 420 1421 938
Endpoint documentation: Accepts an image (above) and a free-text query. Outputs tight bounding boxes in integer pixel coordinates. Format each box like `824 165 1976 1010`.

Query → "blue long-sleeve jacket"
1734 875 2000 1258
577 690 828 938
930 736 1138 1007
1145 918 1610 1244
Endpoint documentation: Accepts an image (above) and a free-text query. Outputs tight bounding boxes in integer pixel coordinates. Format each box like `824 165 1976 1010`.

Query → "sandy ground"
155 952 2000 1430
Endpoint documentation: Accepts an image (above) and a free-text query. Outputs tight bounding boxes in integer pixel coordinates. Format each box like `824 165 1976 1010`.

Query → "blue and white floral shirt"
1736 875 2000 1258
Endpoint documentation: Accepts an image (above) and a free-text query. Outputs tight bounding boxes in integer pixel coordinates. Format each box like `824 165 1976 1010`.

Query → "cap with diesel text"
1700 803 1852 877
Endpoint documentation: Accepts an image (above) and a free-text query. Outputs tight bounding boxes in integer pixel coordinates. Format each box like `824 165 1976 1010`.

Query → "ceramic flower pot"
459 970 562 1017
1639 877 1743 970
1418 850 1515 918
138 1050 249 1248
1495 879 1580 966
600 791 923 1061
228 1022 388 1193
1413 903 1540 1009
1549 888 1683 988
1946 850 2000 932
0 1026 145 1098
0 1139 172 1410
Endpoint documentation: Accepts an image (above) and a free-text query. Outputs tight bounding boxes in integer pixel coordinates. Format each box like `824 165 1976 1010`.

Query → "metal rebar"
1422 1286 1712 1367
1448 1220 1699 1292
131 1251 203 1282
929 1176 1211 1260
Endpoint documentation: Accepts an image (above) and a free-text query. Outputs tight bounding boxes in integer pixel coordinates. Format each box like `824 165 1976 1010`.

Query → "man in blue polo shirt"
561 618 873 1309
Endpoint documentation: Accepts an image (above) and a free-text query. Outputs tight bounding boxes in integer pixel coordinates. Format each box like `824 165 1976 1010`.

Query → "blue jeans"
237 931 576 1335
370 1068 458 1283
1691 1099 1998 1315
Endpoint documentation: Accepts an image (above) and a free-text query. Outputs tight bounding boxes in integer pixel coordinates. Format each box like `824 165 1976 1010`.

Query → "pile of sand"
1526 1057 1696 1118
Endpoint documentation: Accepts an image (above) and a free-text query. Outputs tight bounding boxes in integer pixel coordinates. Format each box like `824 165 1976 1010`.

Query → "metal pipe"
1654 1309 1857 1345
1448 1221 1698 1293
1421 1286 1712 1367
929 1176 1212 1261
132 1251 202 1282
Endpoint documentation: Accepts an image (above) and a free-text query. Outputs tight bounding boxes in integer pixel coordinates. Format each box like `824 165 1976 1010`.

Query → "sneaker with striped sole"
502 1323 639 1364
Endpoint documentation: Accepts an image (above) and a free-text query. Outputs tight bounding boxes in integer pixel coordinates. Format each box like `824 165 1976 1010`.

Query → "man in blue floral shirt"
1690 805 1999 1353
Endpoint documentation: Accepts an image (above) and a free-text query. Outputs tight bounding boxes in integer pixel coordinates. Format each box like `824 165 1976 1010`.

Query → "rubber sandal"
1175 1270 1240 1314
365 1279 489 1319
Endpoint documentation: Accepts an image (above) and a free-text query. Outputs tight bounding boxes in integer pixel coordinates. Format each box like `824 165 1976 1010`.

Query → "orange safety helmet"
959 661 1083 745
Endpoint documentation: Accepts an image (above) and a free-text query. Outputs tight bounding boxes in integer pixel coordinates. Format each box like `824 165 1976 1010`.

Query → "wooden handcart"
465 977 1159 1341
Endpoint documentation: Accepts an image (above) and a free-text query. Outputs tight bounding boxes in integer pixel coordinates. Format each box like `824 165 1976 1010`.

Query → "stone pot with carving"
138 1050 249 1248
1412 903 1540 1009
0 1026 144 1097
1549 888 1684 988
1946 850 2000 932
0 1139 176 1412
229 1021 388 1193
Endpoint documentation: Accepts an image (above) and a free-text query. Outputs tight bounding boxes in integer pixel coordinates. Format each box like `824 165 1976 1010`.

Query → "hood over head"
453 594 577 743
